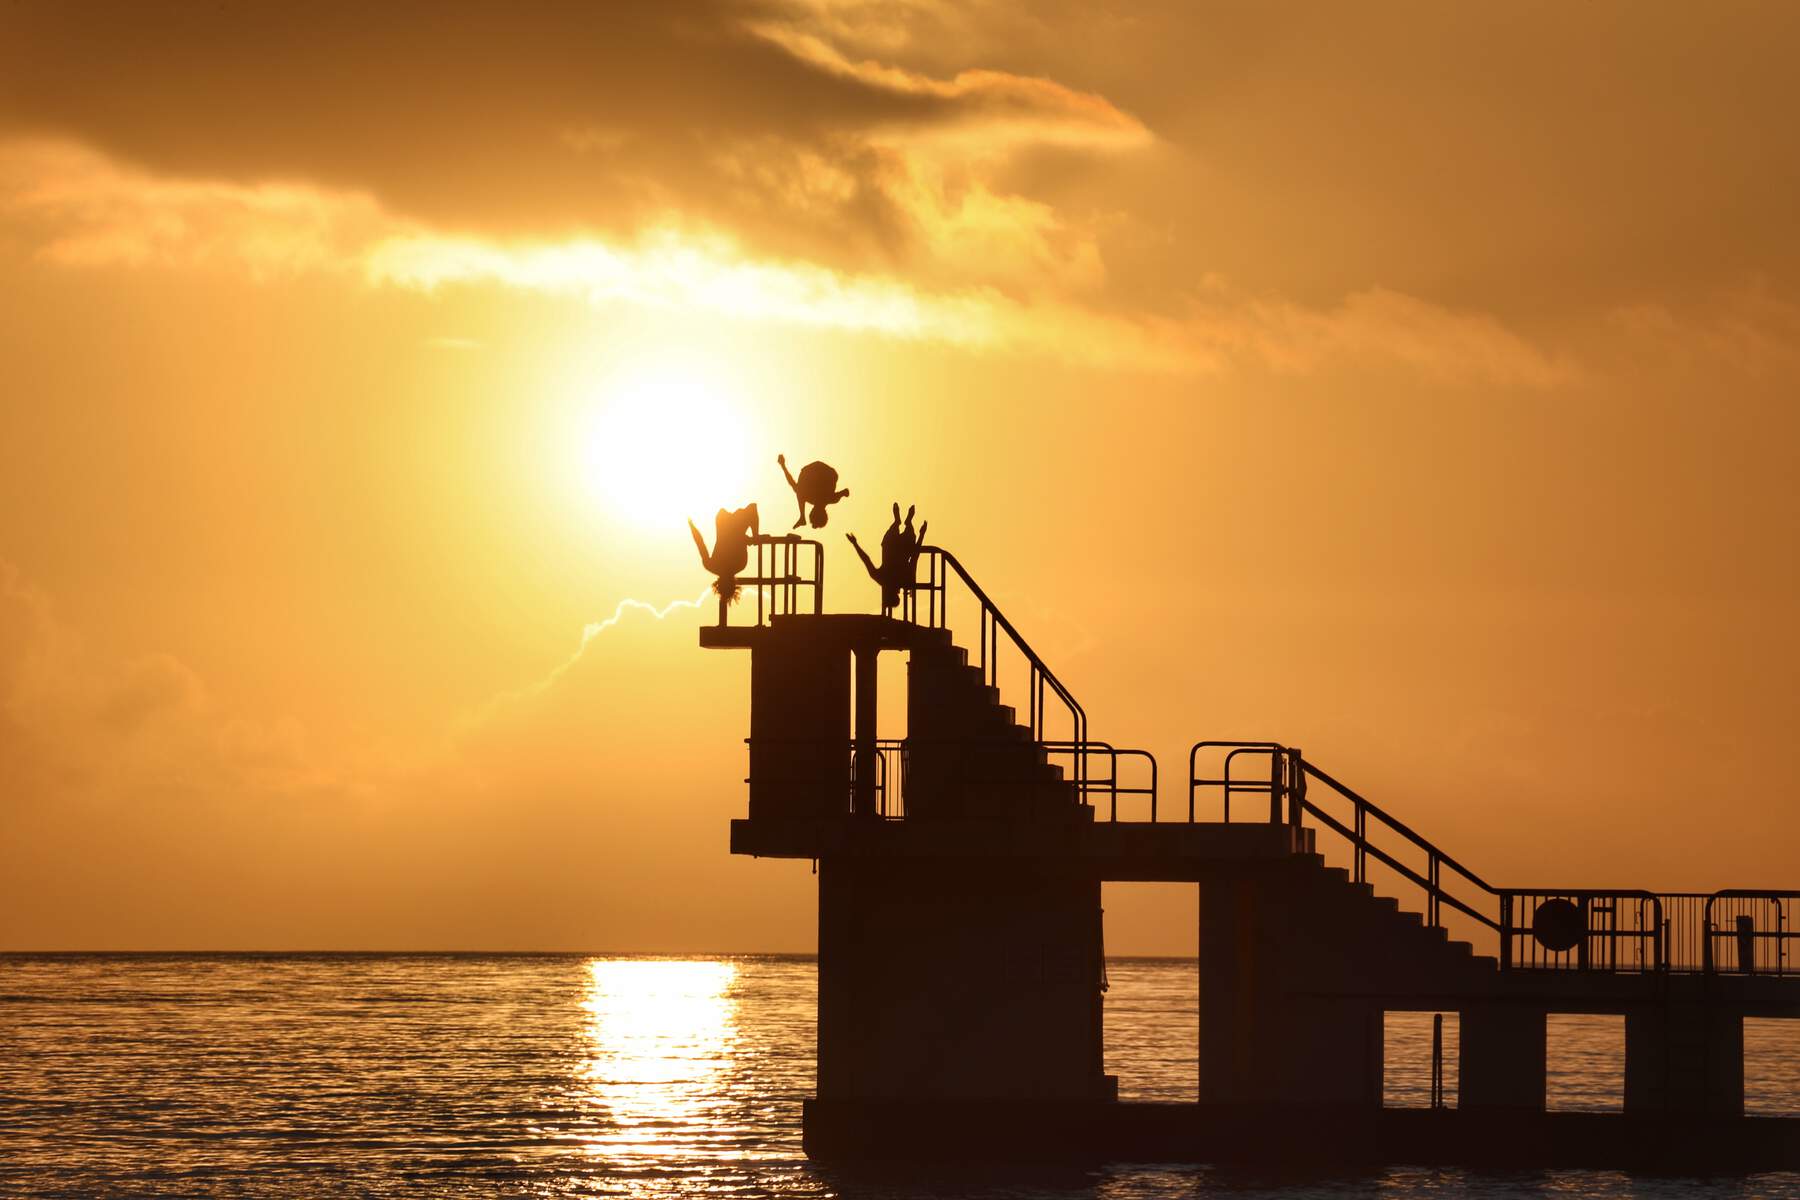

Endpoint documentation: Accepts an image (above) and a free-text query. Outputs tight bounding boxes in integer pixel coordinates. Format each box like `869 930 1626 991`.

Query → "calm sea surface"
2 955 1797 1198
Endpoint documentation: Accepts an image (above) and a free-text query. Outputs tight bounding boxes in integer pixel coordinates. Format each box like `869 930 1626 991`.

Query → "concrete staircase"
1271 851 1501 999
903 627 1083 820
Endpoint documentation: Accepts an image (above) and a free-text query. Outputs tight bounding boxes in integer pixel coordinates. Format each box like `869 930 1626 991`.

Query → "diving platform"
730 815 1311 871
702 535 1800 1170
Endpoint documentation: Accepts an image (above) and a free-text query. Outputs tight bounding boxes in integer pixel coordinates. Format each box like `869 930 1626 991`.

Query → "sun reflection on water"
579 959 741 1165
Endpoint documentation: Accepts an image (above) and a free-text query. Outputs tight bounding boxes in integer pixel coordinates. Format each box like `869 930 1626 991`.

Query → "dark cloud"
991 1 1800 315
5 1 1797 338
0 1 1140 273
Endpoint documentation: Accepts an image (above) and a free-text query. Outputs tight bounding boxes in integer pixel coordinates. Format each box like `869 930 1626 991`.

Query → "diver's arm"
778 456 807 527
847 533 879 581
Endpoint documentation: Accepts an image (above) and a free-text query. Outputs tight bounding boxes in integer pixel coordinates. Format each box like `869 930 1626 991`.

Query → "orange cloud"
1 137 1740 387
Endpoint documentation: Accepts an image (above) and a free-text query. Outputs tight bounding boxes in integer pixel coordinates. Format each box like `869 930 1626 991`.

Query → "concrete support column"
1197 871 1383 1108
1458 1005 1545 1111
818 857 1107 1102
1625 1004 1744 1116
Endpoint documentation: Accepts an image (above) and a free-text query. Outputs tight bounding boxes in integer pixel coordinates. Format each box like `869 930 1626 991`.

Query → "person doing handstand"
778 454 849 529
848 503 927 612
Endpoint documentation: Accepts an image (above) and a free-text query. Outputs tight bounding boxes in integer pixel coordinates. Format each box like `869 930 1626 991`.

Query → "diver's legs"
688 519 714 573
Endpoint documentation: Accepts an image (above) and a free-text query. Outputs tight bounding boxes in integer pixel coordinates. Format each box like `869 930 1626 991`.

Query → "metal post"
1268 751 1282 824
1500 895 1513 971
1737 914 1756 975
852 646 878 817
1431 1013 1444 1110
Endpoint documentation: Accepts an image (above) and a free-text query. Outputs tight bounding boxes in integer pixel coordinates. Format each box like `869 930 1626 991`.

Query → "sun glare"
582 360 752 530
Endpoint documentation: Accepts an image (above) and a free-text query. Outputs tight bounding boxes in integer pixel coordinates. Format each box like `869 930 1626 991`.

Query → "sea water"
2 954 1797 1198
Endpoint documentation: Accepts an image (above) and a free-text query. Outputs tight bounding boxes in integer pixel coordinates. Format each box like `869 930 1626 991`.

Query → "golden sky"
2 1 1798 951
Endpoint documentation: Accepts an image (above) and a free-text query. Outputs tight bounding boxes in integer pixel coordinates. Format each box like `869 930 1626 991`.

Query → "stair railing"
1188 741 1685 972
1296 756 1504 951
903 547 1088 789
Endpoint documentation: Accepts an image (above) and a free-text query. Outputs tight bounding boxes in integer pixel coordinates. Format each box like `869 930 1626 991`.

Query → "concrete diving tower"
702 536 1800 1170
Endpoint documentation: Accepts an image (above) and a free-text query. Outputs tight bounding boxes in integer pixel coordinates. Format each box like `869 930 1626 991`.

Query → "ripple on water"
0 954 1796 1198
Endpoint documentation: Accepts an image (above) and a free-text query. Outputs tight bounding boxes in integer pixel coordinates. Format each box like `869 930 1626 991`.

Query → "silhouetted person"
690 504 760 615
778 454 849 529
848 503 927 612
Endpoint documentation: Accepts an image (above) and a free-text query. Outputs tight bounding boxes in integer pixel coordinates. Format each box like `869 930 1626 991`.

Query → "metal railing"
1702 892 1798 976
1496 890 1663 972
1295 755 1506 957
1043 741 1158 821
1183 740 1794 975
902 547 1087 788
746 737 905 818
746 737 1163 822
1188 741 1292 823
719 535 824 627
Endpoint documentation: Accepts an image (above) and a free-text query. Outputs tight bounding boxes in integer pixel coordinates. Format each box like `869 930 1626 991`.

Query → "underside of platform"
803 1099 1800 1172
730 817 1312 877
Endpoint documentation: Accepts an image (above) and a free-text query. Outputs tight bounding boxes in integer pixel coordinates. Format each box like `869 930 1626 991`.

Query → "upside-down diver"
689 503 760 602
848 503 927 612
778 454 849 529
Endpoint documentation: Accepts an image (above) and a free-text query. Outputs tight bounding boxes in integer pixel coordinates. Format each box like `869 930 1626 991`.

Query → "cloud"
0 140 385 278
0 0 1141 283
0 136 1578 379
0 559 349 807
468 591 711 726
746 21 1150 149
1604 287 1800 382
1179 283 1575 388
0 559 789 950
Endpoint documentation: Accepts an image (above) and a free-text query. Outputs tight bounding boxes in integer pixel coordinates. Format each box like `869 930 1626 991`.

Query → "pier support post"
1624 1003 1744 1116
749 631 850 819
1196 871 1383 1107
817 856 1108 1102
1458 1005 1545 1111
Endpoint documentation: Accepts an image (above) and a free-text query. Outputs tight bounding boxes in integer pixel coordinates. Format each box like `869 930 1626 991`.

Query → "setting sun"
580 360 753 531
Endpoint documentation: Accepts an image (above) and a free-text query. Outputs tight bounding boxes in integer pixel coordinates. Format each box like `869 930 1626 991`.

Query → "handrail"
1296 793 1501 933
1186 740 1697 972
1702 891 1800 976
1043 741 1158 821
905 547 1087 787
1189 741 1286 822
748 736 905 818
717 535 824 628
1300 761 1497 897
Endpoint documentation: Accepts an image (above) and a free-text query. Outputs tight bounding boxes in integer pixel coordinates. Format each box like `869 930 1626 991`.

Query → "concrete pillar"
1625 1004 1744 1116
817 857 1107 1101
1458 1005 1545 1111
1196 871 1383 1108
749 632 850 819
